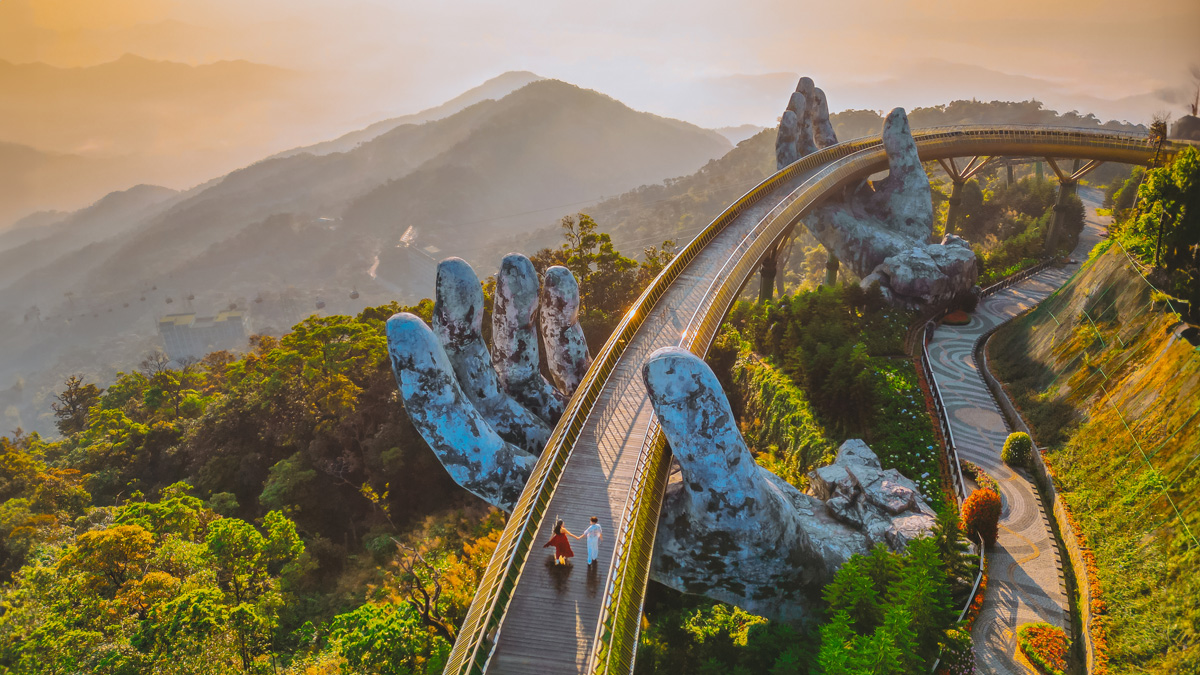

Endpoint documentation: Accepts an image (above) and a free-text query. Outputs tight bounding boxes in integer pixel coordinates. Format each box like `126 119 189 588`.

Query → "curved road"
927 186 1106 673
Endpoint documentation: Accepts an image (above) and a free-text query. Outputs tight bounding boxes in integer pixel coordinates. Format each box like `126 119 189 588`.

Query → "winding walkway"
927 187 1106 673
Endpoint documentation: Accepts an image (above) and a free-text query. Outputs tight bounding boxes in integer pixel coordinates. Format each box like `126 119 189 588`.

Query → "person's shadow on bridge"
545 556 575 594
586 561 601 598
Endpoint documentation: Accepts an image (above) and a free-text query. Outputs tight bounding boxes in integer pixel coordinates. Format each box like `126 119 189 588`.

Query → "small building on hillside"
158 311 247 362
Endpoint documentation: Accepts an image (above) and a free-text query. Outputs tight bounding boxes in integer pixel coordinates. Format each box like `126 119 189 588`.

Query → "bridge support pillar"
758 247 779 302
825 254 839 286
1007 163 1015 187
1044 157 1103 254
758 224 796 301
945 180 964 236
937 156 992 236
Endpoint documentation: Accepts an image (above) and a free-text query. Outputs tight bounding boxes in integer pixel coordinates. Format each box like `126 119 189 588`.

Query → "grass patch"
989 244 1200 673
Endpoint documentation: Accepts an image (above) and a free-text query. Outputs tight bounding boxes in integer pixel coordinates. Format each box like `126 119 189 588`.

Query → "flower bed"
962 555 989 633
942 310 971 326
1017 622 1070 675
871 358 947 510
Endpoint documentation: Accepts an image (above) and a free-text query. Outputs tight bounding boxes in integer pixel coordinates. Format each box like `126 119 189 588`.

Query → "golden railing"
444 125 1181 675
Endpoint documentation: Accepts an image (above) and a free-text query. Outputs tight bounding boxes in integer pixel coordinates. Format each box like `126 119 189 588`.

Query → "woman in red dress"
543 519 576 565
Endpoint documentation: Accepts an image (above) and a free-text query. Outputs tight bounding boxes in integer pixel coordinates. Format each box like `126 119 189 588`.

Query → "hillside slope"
989 242 1200 674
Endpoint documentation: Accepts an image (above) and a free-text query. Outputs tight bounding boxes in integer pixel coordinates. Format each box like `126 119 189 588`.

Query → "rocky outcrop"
644 347 935 621
806 439 937 551
540 265 592 396
432 257 551 455
386 313 536 510
492 253 565 425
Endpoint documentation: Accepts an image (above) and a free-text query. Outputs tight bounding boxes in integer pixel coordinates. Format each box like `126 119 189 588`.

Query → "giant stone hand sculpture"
387 255 591 509
644 347 935 620
777 78 979 307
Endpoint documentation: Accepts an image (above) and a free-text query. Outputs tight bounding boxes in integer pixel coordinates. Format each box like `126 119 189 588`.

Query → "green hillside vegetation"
1109 147 1200 319
931 173 1086 285
0 222 676 674
989 150 1200 672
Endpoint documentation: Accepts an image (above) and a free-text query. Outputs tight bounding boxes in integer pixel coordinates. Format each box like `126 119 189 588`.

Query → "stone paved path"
927 187 1106 673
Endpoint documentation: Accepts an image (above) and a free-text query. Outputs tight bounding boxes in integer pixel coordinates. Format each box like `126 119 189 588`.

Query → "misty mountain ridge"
270 70 546 159
0 185 180 291
0 77 735 433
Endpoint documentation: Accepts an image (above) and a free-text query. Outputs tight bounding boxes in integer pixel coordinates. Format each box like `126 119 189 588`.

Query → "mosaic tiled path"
927 187 1106 673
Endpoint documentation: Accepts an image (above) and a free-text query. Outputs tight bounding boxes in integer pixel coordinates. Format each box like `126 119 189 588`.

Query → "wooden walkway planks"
484 169 817 674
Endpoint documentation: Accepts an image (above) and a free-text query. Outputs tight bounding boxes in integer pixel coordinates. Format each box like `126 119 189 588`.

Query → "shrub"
1001 432 1033 467
961 488 1001 546
1016 622 1069 675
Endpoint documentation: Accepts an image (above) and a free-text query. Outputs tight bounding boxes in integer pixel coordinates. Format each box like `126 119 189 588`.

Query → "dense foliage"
720 284 903 434
931 174 1085 284
0 483 306 673
638 521 978 675
530 213 676 347
708 328 833 489
818 539 956 675
1111 146 1200 320
714 284 946 508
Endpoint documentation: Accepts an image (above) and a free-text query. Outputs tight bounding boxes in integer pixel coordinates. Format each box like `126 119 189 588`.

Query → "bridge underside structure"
444 127 1187 675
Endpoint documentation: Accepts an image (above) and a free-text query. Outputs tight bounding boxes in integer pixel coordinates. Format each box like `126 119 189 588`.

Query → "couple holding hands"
543 516 602 566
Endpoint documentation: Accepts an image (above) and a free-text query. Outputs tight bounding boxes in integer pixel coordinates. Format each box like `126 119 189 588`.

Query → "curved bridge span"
445 126 1184 675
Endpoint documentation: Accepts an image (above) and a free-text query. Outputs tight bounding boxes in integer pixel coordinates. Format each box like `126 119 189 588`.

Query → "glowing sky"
3 0 1198 131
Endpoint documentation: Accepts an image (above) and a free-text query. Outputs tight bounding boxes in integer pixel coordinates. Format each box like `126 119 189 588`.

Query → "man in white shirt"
581 516 602 565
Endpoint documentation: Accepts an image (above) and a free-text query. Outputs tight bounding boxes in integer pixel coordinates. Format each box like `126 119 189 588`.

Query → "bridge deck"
486 169 814 674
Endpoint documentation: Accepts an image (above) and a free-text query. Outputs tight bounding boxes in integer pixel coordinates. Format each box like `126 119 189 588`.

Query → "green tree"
52 375 104 436
329 601 450 675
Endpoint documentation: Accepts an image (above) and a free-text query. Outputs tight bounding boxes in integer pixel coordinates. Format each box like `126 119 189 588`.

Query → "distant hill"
0 55 292 157
0 142 149 229
342 80 734 250
714 125 769 145
0 185 180 290
0 55 305 226
271 71 546 159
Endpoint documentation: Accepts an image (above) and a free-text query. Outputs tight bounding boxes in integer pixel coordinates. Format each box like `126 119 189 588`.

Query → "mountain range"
0 77 732 434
